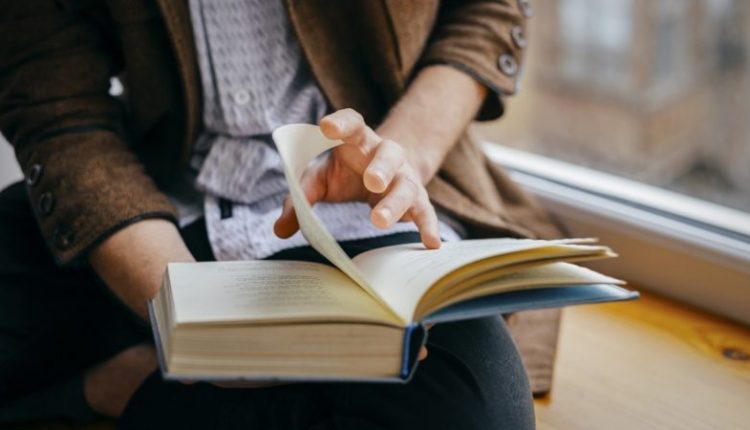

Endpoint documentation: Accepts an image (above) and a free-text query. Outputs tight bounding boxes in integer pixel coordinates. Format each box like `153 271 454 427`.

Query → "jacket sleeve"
419 0 531 120
0 1 177 266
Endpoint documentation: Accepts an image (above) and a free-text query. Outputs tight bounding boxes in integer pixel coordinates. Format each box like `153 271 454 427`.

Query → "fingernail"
371 169 387 188
378 208 392 225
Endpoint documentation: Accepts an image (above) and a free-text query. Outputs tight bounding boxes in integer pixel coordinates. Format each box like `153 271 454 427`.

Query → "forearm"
376 65 488 184
88 219 195 320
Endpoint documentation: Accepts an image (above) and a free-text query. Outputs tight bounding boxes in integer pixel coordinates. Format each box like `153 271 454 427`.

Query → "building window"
476 0 750 214
558 0 634 93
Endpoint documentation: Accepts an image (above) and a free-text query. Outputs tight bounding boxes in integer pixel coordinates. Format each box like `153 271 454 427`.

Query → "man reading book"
0 1 553 428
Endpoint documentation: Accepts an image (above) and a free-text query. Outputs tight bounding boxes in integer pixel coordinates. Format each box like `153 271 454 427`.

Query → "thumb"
274 165 327 238
418 346 428 361
274 196 298 238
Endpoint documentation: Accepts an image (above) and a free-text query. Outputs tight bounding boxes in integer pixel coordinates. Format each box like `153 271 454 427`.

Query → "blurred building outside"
474 0 750 213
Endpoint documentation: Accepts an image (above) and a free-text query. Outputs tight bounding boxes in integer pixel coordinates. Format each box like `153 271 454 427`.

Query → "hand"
418 323 434 361
274 109 442 249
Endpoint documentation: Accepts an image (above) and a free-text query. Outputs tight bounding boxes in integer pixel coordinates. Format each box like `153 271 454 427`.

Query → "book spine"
147 299 170 378
400 323 427 382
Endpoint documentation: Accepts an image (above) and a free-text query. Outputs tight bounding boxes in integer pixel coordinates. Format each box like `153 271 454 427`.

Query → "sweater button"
38 192 55 215
233 90 250 105
53 225 75 250
26 164 43 186
498 54 519 76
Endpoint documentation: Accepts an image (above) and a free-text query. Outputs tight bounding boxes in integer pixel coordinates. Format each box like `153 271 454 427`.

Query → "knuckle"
343 108 363 123
415 197 435 219
401 175 421 194
410 200 428 218
384 139 405 158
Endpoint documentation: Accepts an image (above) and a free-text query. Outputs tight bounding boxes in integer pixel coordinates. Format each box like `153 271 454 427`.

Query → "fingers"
372 175 441 249
320 109 379 150
273 196 298 238
324 111 408 195
320 109 382 174
364 139 404 193
407 196 442 249
318 109 440 249
371 175 420 228
418 345 428 361
274 163 328 239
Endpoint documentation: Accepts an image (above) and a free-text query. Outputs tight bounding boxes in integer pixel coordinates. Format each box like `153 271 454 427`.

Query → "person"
0 0 558 428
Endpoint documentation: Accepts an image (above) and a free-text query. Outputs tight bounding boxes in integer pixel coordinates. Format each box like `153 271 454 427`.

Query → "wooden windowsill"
535 290 750 429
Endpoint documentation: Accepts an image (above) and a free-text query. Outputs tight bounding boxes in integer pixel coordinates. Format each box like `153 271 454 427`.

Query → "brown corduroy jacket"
0 0 561 394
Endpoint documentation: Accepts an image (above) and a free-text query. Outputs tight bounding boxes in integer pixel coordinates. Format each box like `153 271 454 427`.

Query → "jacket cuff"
419 0 530 121
19 129 178 266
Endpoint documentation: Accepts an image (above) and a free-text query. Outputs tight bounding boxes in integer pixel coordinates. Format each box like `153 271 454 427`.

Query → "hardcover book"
148 124 638 382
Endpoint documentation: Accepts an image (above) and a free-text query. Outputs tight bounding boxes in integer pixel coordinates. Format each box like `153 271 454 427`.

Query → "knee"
407 363 535 430
417 317 536 429
436 354 535 430
475 377 536 430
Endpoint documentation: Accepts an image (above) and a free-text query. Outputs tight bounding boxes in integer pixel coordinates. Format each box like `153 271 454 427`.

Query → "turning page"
272 124 402 321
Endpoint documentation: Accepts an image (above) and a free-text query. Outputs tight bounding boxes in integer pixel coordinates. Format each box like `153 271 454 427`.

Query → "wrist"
89 219 195 319
376 65 487 185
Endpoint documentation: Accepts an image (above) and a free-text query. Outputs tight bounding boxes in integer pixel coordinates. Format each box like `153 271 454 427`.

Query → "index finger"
320 109 380 152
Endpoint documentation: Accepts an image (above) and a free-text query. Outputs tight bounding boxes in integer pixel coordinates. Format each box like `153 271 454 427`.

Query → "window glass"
476 0 750 213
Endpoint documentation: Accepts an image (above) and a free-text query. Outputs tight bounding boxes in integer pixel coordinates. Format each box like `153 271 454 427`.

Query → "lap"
119 317 533 430
331 316 534 430
0 182 534 429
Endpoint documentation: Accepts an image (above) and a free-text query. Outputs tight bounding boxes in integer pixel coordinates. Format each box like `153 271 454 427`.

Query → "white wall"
0 134 22 189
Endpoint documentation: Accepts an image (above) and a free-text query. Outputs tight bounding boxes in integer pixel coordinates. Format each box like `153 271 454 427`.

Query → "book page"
272 124 401 321
351 239 614 322
167 261 401 326
415 262 624 319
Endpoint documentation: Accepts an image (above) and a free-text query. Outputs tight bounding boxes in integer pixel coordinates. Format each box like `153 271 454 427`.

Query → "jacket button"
53 225 75 250
26 164 43 186
498 54 519 77
38 192 55 215
511 26 528 49
517 0 533 18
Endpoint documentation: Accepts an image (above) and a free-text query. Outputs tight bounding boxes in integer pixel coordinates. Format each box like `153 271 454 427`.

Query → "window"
558 0 634 93
651 0 690 97
476 0 750 322
478 0 750 214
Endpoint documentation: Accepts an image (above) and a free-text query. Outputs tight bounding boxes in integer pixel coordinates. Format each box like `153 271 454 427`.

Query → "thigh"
119 377 332 430
0 182 148 402
120 317 534 430
326 316 535 430
121 233 533 429
280 233 534 427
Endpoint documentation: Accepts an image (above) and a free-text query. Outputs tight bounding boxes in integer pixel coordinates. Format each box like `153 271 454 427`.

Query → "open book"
149 124 638 383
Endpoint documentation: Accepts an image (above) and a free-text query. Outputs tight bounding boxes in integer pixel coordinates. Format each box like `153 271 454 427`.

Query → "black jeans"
0 182 535 429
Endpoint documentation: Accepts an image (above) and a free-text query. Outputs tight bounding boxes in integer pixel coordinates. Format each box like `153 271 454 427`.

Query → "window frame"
484 142 750 325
